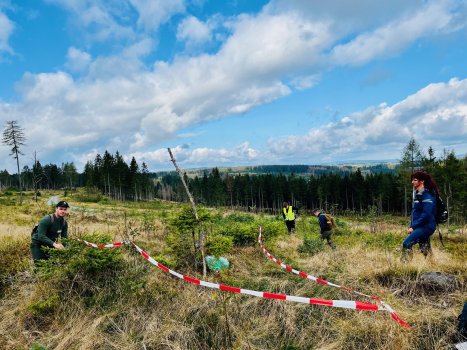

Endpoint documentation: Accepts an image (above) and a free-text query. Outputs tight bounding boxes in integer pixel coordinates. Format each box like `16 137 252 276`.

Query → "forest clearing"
2 1 467 349
0 189 465 350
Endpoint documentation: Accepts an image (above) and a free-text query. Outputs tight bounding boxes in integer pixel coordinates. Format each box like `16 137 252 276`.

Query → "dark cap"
56 201 70 208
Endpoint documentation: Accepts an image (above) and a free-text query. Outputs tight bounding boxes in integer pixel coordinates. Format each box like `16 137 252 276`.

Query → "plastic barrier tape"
77 238 411 328
257 227 410 329
76 238 130 249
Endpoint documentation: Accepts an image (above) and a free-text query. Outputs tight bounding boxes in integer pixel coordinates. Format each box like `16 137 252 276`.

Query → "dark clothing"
316 212 335 249
458 302 467 337
317 213 329 233
410 188 437 232
283 205 297 234
403 188 436 250
31 214 68 262
285 219 295 233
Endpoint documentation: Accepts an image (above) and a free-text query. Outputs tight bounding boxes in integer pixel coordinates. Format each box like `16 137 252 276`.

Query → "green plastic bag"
205 255 230 272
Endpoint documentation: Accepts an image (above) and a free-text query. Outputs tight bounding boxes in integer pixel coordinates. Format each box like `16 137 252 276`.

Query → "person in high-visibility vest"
282 201 297 234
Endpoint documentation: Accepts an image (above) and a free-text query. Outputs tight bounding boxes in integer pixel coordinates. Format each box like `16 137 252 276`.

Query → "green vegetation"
155 148 466 226
0 188 465 349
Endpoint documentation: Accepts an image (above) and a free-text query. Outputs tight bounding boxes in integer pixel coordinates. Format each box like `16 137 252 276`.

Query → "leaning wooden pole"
168 148 207 277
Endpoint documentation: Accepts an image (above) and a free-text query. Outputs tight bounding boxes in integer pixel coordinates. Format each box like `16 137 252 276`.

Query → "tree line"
156 142 466 223
0 151 154 202
1 119 465 222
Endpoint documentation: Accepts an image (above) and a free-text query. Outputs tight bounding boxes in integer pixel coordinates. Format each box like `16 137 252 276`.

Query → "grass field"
0 190 465 349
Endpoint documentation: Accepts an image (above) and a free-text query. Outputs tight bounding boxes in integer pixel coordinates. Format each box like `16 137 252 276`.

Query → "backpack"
31 214 65 237
324 213 336 230
435 195 448 224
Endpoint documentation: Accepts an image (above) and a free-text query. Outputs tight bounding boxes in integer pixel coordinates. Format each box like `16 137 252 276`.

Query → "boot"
419 242 432 258
400 248 413 263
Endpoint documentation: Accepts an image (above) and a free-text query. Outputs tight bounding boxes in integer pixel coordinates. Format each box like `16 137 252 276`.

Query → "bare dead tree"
168 148 207 277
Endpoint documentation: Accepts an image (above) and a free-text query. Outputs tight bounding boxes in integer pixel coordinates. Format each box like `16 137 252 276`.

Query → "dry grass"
0 193 466 349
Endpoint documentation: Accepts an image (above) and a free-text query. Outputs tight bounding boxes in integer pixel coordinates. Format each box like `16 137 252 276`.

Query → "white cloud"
330 1 454 65
65 47 92 72
130 142 259 168
1 0 466 172
177 16 212 46
17 71 74 102
135 11 334 143
0 10 14 54
268 78 467 161
129 0 185 31
44 0 135 42
44 0 184 43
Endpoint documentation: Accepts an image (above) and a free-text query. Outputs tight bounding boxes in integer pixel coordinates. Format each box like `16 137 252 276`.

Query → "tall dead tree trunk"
168 148 207 277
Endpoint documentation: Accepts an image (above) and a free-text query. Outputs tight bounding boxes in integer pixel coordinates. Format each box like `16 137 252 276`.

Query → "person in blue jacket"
401 171 439 262
312 208 336 249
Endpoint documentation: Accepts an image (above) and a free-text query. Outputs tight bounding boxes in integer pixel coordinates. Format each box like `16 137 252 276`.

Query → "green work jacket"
31 214 68 247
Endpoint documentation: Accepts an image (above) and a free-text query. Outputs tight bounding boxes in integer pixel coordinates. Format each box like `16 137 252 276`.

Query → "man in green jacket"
31 201 69 264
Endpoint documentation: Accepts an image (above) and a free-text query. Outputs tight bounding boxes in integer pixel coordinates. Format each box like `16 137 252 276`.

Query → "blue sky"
1 0 466 172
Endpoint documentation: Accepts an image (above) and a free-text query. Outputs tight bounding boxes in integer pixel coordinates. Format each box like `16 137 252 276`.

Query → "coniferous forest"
1 143 466 223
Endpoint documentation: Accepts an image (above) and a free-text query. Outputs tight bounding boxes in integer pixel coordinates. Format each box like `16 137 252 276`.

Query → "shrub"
166 230 196 268
35 233 126 305
27 295 59 316
224 213 255 223
74 192 102 203
0 236 31 295
332 226 351 237
206 235 233 257
217 221 257 245
298 237 324 255
30 342 48 350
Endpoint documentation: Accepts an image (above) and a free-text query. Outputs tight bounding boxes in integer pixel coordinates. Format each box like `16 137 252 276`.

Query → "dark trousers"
30 243 50 264
403 227 434 250
321 230 336 249
285 220 295 233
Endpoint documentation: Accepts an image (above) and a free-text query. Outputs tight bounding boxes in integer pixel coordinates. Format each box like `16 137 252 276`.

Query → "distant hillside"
152 162 398 178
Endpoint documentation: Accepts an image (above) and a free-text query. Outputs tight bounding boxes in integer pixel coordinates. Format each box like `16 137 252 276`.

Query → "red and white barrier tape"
258 227 410 329
130 241 385 312
76 238 385 312
76 238 130 249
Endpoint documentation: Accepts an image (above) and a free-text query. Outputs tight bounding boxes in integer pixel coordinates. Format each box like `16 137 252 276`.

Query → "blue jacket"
411 188 437 232
317 213 329 233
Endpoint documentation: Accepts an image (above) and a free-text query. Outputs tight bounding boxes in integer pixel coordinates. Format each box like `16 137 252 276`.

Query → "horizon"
1 1 466 173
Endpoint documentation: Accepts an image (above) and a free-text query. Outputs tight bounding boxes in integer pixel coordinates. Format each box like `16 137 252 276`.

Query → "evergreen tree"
2 120 26 202
398 137 424 216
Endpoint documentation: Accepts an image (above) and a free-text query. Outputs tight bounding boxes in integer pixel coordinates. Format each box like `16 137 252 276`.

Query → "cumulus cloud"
129 0 185 31
330 1 454 66
268 78 467 161
0 10 14 54
44 0 184 43
130 142 259 169
44 0 135 42
65 47 92 72
1 0 466 172
177 16 212 47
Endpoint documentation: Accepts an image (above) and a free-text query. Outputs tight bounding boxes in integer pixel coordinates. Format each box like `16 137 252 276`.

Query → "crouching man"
31 201 69 264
